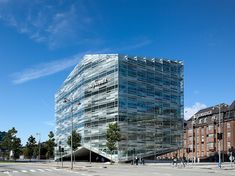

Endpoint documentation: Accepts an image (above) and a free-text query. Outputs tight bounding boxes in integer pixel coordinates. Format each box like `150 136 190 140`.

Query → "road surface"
0 162 235 176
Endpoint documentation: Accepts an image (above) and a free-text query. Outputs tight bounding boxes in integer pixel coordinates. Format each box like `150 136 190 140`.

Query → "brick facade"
160 101 235 161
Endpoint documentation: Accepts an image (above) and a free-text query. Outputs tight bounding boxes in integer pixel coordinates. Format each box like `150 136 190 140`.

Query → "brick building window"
201 135 204 142
208 125 214 130
227 142 231 148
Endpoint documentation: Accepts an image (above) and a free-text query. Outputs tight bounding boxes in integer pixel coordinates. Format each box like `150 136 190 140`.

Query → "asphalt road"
0 162 235 176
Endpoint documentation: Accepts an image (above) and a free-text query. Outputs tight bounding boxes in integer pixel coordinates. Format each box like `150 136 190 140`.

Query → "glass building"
55 54 184 162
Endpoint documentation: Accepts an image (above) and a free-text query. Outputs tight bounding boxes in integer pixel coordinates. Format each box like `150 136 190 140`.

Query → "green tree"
67 130 81 150
25 135 37 160
45 131 56 159
11 137 22 160
106 122 121 164
1 127 21 160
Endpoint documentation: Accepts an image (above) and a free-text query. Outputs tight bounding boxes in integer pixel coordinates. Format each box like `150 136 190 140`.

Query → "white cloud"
115 38 152 52
184 102 207 120
0 0 98 48
11 53 84 84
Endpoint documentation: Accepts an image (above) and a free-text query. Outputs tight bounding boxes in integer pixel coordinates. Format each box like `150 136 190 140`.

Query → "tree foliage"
106 122 121 153
67 130 81 150
45 131 56 159
0 127 21 160
24 135 37 160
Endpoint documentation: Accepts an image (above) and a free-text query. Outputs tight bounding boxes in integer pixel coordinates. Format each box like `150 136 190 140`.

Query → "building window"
227 132 231 138
197 136 200 143
208 134 214 138
212 116 216 121
207 142 214 148
227 142 231 148
204 117 207 123
227 123 231 129
188 129 193 134
188 136 193 141
201 135 204 142
199 119 202 124
188 144 193 150
201 128 204 134
208 125 214 130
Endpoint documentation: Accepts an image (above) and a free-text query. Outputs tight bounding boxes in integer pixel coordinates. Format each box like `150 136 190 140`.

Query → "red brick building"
162 100 235 161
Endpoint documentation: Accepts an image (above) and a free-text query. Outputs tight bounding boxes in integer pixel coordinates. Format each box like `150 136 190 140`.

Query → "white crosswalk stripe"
45 169 53 171
2 168 58 174
37 169 45 172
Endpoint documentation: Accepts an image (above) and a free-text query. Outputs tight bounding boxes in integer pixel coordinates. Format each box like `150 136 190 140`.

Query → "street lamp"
191 117 195 164
213 104 227 168
63 98 81 170
89 124 92 164
36 133 41 160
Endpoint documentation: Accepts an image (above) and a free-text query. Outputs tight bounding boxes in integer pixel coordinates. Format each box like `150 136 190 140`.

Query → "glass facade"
55 54 184 162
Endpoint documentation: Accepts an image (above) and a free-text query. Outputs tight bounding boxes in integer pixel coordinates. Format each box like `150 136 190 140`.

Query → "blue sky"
0 0 235 144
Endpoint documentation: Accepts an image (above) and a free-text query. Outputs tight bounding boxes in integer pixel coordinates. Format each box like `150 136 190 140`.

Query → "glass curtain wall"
118 55 184 161
55 54 118 159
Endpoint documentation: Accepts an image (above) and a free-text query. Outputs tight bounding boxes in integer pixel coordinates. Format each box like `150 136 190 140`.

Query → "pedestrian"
172 156 177 167
135 156 139 165
101 157 104 163
172 156 175 166
183 155 186 167
180 157 185 167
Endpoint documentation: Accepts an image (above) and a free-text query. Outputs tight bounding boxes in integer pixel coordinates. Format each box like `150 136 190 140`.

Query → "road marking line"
30 169 36 172
45 169 53 171
13 171 19 173
21 170 28 173
37 169 45 172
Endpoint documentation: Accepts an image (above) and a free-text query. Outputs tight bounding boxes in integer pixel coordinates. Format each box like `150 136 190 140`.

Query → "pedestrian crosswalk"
3 168 57 174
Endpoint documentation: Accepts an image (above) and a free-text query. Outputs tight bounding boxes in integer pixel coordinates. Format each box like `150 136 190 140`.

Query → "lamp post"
191 118 195 164
63 98 81 170
90 126 92 164
36 133 41 160
213 104 227 168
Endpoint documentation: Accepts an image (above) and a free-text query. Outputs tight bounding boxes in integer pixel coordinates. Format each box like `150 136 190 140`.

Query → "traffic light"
217 133 223 140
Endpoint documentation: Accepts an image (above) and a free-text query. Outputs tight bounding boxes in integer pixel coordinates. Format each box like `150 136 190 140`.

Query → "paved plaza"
0 162 235 176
